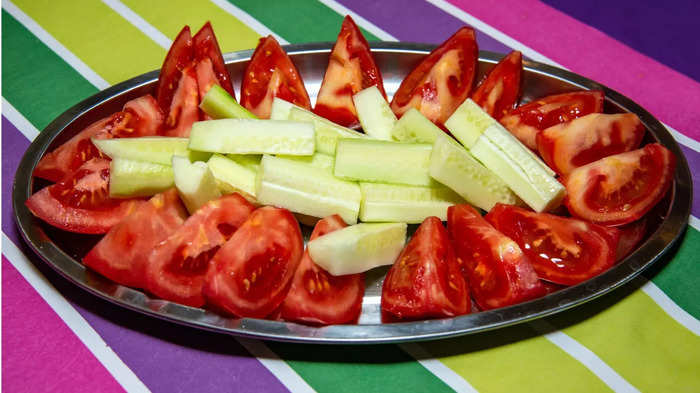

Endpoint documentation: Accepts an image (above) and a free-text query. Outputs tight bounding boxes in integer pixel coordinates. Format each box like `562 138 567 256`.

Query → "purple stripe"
338 0 512 53
2 116 30 244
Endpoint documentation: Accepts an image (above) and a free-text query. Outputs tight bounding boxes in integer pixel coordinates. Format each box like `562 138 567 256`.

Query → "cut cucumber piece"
109 158 174 198
256 155 361 225
334 139 436 187
269 97 302 120
359 182 464 223
307 223 407 276
391 108 443 144
199 84 257 119
226 154 262 171
172 155 221 214
92 137 192 165
188 119 315 155
207 154 257 199
277 152 334 173
288 106 365 155
353 85 396 140
429 133 519 211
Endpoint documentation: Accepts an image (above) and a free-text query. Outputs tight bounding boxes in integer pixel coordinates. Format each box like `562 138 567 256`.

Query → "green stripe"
268 343 455 393
424 325 612 393
229 0 380 43
13 0 165 84
1 10 97 130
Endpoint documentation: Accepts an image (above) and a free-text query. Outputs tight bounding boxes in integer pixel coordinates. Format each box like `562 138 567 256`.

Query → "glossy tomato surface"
563 143 676 226
162 65 199 137
390 27 478 127
193 22 235 99
156 26 194 113
486 203 619 285
203 206 304 318
471 50 522 120
448 204 544 310
280 215 365 325
614 219 647 261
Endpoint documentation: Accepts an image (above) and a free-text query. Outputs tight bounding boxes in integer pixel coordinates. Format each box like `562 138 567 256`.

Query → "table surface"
3 1 700 392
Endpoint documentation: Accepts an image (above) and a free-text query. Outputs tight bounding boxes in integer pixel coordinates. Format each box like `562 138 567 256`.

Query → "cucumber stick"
307 223 407 276
288 107 365 155
207 154 257 199
359 183 465 223
199 84 256 119
172 155 221 214
353 85 396 140
227 154 262 171
334 139 436 187
188 119 315 155
92 137 209 165
277 152 334 173
269 97 299 120
391 108 443 143
256 155 361 224
109 158 174 198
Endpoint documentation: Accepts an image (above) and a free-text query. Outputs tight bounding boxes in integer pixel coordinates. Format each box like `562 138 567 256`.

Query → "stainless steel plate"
13 42 692 344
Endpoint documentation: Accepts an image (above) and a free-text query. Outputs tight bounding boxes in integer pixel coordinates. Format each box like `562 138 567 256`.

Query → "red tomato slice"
448 204 544 310
26 158 142 234
615 219 647 261
471 50 522 120
240 36 311 118
381 216 469 319
537 113 645 175
563 143 676 226
156 26 194 113
280 215 365 325
500 90 604 150
145 194 255 307
390 27 478 127
34 95 163 182
193 21 235 99
83 189 187 289
486 203 619 285
203 206 304 318
314 15 386 128
162 65 200 137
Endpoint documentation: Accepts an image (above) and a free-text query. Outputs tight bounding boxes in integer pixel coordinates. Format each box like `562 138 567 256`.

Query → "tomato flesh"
382 216 469 319
390 27 478 127
193 22 235 99
314 15 386 128
471 50 522 119
156 26 194 113
161 65 199 137
486 203 618 285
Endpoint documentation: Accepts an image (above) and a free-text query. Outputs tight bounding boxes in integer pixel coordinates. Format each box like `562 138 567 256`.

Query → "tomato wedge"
34 95 163 182
162 65 199 137
486 203 619 285
500 90 604 150
240 36 311 118
83 189 187 288
390 27 478 127
471 50 522 119
448 204 544 310
537 113 645 175
314 15 386 128
156 26 194 113
563 143 676 226
203 206 304 318
145 194 255 307
615 219 647 261
280 215 365 325
382 216 468 319
26 158 142 234
193 21 235 99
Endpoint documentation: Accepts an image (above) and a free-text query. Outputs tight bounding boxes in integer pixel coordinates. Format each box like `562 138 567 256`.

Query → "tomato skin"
382 216 469 319
240 36 311 119
280 215 365 325
471 50 522 120
563 143 676 226
314 15 386 128
203 206 304 318
156 26 194 113
486 203 618 285
83 189 187 289
193 22 235 99
447 204 544 310
614 219 647 261
537 113 645 175
500 90 604 150
390 27 478 127
145 194 255 307
162 66 200 137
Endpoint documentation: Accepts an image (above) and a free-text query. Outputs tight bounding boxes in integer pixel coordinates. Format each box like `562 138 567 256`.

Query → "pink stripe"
1 256 125 393
448 0 700 141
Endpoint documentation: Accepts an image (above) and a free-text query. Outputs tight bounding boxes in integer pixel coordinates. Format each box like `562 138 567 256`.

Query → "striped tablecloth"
3 1 699 392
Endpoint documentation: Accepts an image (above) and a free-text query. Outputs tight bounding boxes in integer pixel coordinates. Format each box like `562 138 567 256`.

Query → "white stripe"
531 320 640 393
1 234 152 393
667 124 700 153
641 280 700 336
690 215 700 231
315 0 398 42
2 98 40 140
100 0 171 50
208 0 289 45
236 338 316 393
400 343 479 393
3 0 110 90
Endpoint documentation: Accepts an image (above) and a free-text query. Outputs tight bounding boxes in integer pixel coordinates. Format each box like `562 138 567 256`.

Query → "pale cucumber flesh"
269 97 300 120
109 158 174 198
391 108 443 144
92 137 189 165
172 155 221 214
199 84 257 119
288 106 364 155
359 182 464 223
207 154 257 200
353 85 396 141
226 154 262 171
276 152 335 173
444 98 495 149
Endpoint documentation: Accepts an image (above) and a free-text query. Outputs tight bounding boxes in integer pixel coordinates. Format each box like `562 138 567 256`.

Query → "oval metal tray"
13 42 692 344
